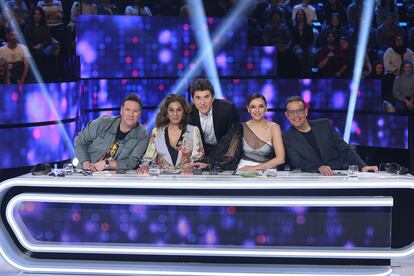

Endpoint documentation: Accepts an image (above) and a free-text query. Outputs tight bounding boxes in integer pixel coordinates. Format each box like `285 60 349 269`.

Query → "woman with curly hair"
137 94 204 173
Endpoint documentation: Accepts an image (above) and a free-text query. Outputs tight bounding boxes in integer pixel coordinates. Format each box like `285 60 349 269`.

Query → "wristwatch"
104 160 110 170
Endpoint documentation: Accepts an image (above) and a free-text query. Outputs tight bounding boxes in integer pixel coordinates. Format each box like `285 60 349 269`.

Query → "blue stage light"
344 0 375 142
0 0 75 156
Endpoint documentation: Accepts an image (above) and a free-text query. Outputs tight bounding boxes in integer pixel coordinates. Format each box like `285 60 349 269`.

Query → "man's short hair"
285 96 306 110
190 79 215 98
5 27 15 36
121 93 142 109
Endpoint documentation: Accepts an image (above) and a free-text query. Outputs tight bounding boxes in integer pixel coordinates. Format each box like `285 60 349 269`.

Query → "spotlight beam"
186 0 223 99
0 1 75 155
343 0 375 143
146 0 255 129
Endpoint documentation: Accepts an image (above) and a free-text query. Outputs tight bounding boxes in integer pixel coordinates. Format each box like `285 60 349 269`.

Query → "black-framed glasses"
286 108 305 117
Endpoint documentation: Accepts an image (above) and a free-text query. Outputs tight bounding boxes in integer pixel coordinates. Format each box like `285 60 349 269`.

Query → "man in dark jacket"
189 79 242 170
282 96 378 175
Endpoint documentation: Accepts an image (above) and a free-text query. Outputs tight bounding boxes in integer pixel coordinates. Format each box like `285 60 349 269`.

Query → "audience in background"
263 8 292 49
319 12 346 47
369 61 385 79
37 0 66 54
4 0 29 30
346 0 363 29
393 61 414 113
97 0 120 15
125 0 152 16
292 0 317 25
291 8 313 75
322 0 346 26
316 31 344 77
383 35 414 105
24 7 57 56
0 28 31 84
375 12 405 55
375 0 399 27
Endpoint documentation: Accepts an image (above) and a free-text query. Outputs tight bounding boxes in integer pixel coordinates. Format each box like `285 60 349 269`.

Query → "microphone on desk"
380 162 409 175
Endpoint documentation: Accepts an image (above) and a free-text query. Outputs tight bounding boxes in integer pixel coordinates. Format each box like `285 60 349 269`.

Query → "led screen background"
76 16 277 79
0 83 80 124
16 202 391 248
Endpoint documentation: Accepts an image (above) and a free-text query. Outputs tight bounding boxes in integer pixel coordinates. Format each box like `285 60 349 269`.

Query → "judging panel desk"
0 171 413 276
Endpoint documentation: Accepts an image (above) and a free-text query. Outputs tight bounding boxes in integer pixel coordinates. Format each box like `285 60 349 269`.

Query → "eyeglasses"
286 108 305 117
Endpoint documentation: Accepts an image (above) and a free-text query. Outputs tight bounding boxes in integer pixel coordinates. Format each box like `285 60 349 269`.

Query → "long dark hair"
156 94 192 130
30 7 47 26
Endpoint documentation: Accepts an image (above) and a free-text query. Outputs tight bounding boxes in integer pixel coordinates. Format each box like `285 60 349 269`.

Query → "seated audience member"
322 0 346 25
316 31 345 77
282 96 378 175
393 61 414 113
291 8 314 75
24 7 57 56
346 0 363 29
348 15 376 58
125 0 152 16
69 0 97 30
383 35 414 103
0 57 10 84
189 79 242 170
263 8 292 51
375 0 399 27
3 0 29 29
74 94 149 171
319 13 347 47
384 35 414 75
291 0 317 25
97 0 120 15
0 28 31 84
375 12 404 55
137 94 204 173
369 61 385 79
267 0 293 27
237 94 285 171
37 0 66 53
248 0 271 44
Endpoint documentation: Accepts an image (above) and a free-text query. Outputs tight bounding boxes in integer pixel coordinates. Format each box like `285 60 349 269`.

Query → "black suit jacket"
189 99 240 149
283 118 366 172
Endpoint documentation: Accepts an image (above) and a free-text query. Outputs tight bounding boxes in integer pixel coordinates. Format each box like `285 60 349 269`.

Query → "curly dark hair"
156 94 192 130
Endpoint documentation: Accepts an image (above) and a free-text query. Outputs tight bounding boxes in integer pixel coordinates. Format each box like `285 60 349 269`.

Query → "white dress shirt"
199 109 217 145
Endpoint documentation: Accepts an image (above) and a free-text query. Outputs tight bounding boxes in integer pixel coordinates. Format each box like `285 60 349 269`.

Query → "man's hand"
92 160 105 171
318 165 333 176
82 161 96 171
361 166 379 172
191 162 209 169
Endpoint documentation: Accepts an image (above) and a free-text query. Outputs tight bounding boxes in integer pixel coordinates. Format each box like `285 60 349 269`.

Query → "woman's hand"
136 166 149 175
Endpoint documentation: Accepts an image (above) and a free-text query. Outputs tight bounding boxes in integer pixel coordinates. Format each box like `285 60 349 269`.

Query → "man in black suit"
283 96 378 176
189 79 241 169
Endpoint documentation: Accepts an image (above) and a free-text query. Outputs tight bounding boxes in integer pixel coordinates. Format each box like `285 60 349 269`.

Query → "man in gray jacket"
74 94 149 171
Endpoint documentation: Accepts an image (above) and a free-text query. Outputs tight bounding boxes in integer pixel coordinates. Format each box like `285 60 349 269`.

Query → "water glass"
347 165 359 177
265 168 278 177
